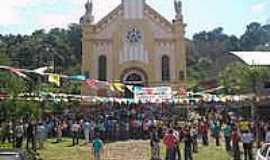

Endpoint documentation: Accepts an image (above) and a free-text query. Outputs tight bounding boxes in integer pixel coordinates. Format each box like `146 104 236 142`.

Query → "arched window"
98 55 107 81
161 55 170 81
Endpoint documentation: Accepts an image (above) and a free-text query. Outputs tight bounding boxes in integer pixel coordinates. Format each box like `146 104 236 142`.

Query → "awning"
230 51 270 66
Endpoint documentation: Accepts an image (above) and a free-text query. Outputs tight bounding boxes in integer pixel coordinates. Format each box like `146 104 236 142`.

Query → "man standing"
200 120 209 146
212 121 221 146
232 127 241 160
26 120 36 151
37 121 47 149
92 134 104 160
184 128 193 160
241 129 254 160
164 129 177 160
223 123 232 151
191 125 198 153
72 120 80 146
150 127 161 160
83 119 91 144
15 120 24 148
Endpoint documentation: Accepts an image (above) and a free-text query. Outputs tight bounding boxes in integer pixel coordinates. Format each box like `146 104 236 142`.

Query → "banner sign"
134 86 172 102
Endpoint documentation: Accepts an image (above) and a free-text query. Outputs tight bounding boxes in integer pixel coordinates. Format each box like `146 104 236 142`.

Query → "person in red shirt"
231 127 241 160
199 120 209 146
163 129 177 160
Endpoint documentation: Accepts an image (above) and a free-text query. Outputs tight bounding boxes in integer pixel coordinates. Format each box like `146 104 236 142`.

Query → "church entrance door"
122 68 147 85
122 68 147 98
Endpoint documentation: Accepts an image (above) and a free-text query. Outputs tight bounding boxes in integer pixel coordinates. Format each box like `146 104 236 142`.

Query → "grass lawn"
38 138 231 160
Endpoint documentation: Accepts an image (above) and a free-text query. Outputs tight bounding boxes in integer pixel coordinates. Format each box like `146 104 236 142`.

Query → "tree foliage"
0 23 82 74
219 62 270 94
189 22 270 87
0 54 10 65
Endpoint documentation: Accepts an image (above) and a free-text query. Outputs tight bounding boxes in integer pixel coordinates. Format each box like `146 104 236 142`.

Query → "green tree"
240 22 270 50
219 62 270 94
0 52 10 65
5 74 27 97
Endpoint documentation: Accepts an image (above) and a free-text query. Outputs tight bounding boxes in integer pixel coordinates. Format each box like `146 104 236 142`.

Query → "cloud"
0 0 34 25
37 12 82 30
0 0 120 31
35 0 120 31
251 1 268 13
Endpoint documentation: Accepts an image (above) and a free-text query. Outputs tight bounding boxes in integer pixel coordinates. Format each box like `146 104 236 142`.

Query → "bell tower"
122 0 145 19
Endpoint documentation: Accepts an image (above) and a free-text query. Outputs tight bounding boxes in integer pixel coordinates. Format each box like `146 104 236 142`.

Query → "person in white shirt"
72 120 80 146
83 120 91 144
241 130 254 160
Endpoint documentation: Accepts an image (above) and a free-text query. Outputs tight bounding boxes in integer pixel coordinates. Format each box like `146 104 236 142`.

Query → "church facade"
80 0 187 95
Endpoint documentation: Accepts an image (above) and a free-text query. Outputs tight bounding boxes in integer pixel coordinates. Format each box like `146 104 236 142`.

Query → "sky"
0 0 269 39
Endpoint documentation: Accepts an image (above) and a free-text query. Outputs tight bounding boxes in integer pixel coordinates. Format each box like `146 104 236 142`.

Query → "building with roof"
80 0 187 96
230 51 270 66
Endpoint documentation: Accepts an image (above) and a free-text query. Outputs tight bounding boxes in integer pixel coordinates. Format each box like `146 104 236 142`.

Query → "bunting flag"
33 66 52 75
68 75 87 81
0 66 29 79
9 67 29 79
111 82 125 92
179 87 187 96
126 85 134 92
109 84 116 91
86 79 97 88
48 74 61 86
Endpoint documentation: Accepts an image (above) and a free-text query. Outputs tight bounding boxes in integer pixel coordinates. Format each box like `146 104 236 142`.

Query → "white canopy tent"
230 51 270 66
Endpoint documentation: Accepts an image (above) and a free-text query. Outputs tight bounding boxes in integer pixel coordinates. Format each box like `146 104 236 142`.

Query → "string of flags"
3 65 265 105
0 65 187 95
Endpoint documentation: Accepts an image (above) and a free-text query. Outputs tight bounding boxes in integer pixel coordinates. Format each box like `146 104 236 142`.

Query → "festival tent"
230 52 270 66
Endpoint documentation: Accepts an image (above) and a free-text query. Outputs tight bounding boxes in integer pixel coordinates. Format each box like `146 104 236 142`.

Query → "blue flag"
68 75 87 81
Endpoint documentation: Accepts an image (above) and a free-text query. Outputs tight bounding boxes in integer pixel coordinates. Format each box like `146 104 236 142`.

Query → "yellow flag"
110 84 115 91
113 83 125 92
48 74 61 86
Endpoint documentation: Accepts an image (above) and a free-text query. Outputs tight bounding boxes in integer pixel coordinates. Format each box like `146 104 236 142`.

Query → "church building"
80 0 187 96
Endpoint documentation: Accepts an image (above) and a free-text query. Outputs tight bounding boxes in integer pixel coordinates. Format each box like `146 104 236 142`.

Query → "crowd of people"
0 102 269 160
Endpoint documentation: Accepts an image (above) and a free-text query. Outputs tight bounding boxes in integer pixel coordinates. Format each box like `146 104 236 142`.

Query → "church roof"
230 51 270 66
94 3 175 30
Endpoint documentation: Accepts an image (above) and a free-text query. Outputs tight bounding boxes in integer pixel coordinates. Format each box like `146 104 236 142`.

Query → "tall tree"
240 22 270 51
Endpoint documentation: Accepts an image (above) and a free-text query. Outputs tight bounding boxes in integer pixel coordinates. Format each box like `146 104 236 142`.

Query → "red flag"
86 79 97 88
9 67 29 79
179 88 187 96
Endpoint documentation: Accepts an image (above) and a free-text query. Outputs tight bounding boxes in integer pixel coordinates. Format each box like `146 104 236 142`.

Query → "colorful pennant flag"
179 87 187 96
8 67 29 79
86 79 97 88
111 82 125 92
126 85 134 92
33 66 52 75
68 75 87 81
109 84 115 91
48 74 61 86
